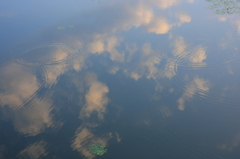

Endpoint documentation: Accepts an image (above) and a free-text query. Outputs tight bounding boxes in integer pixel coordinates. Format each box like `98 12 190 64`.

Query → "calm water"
1 0 240 158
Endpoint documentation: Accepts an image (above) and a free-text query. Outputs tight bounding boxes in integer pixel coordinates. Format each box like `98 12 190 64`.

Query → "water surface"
1 0 240 158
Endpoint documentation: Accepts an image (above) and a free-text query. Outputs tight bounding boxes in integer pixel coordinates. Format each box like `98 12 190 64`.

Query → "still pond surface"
0 0 240 158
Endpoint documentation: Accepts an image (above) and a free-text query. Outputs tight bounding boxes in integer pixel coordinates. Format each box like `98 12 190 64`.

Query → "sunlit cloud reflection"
177 77 210 110
13 98 53 136
0 63 39 109
0 63 54 136
71 73 112 158
80 73 109 120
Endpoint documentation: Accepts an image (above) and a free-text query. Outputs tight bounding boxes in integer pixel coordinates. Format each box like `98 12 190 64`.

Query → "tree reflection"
206 0 240 14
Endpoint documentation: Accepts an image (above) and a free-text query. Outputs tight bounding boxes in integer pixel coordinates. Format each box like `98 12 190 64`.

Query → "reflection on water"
18 141 48 159
177 76 210 110
1 0 240 158
0 62 54 136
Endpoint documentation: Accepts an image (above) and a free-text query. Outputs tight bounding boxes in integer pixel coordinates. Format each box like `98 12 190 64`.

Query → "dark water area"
1 0 240 158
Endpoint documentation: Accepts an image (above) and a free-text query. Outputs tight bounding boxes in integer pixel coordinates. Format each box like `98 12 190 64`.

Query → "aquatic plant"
57 26 74 29
88 143 107 156
206 0 240 14
57 26 65 30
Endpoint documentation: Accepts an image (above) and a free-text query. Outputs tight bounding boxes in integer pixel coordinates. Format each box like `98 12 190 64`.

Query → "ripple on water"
173 70 240 110
0 43 75 110
17 43 77 67
11 92 54 136
0 57 56 136
15 43 80 88
176 45 238 69
166 43 240 108
0 62 44 110
0 57 58 136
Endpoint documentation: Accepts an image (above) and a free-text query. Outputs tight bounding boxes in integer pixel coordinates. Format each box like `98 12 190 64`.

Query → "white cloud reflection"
121 36 207 81
162 60 177 79
86 0 191 36
72 127 95 158
87 34 124 62
43 64 68 86
71 73 111 158
0 63 39 109
2 1 239 159
28 0 193 85
176 12 191 24
0 1 213 157
123 43 162 80
170 36 207 70
177 77 210 110
0 0 202 140
80 73 109 120
189 46 207 63
13 98 53 136
146 17 172 34
0 63 54 136
172 36 207 64
172 36 187 56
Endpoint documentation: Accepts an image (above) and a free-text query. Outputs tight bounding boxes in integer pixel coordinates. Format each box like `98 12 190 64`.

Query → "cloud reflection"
1 0 226 157
0 0 201 139
29 0 193 84
80 73 109 120
72 127 111 159
146 17 172 34
18 141 48 159
172 36 207 65
84 0 192 36
177 77 210 110
87 34 124 62
71 73 112 158
189 46 207 63
173 36 187 56
13 98 53 136
0 62 54 136
0 63 39 109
